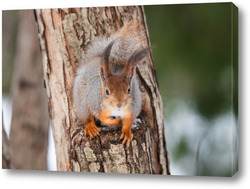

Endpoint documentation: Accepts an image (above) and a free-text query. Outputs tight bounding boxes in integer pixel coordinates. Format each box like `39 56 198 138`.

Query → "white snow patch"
47 124 57 171
132 118 142 129
2 95 12 138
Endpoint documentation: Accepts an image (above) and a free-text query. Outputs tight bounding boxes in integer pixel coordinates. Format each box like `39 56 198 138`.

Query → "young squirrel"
73 20 149 147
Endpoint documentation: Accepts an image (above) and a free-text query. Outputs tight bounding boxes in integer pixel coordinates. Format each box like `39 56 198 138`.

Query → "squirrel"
73 20 149 147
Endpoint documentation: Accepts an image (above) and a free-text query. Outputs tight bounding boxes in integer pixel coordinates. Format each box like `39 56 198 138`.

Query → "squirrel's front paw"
120 131 133 147
84 124 101 139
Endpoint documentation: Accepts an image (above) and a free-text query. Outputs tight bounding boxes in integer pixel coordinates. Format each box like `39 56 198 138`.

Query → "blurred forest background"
2 3 238 176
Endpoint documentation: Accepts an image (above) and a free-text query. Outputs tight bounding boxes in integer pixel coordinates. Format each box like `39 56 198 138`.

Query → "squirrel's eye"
105 89 110 96
127 88 131 95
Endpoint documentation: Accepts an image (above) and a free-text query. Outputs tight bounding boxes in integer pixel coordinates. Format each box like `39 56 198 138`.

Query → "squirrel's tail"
82 19 146 67
111 20 146 65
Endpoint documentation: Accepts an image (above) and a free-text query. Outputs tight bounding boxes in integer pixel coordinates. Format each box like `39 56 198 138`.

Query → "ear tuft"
101 40 116 67
100 66 106 82
100 40 116 81
123 47 150 79
128 47 151 66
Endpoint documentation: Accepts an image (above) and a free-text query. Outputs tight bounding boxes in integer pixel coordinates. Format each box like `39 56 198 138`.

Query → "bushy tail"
112 20 146 65
82 19 146 67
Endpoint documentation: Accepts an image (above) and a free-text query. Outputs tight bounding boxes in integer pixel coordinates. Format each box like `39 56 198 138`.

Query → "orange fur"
120 109 134 147
99 109 122 126
121 19 145 44
100 107 134 147
102 75 132 110
82 113 100 138
121 20 136 38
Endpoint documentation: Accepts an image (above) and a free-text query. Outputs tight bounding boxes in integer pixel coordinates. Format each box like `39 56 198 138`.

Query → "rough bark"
9 10 49 170
35 6 170 174
2 120 12 169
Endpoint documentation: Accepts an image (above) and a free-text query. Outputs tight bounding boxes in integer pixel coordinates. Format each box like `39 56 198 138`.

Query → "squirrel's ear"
100 40 115 77
127 66 136 85
128 47 150 66
100 66 106 82
124 47 150 79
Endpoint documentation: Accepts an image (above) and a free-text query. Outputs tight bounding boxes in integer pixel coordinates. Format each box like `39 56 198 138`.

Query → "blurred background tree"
2 10 49 170
2 11 18 95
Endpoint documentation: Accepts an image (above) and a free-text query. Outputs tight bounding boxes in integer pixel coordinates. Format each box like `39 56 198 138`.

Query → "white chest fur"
110 107 124 119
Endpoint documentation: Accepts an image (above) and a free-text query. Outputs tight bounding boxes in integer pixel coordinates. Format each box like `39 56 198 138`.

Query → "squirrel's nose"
117 104 122 109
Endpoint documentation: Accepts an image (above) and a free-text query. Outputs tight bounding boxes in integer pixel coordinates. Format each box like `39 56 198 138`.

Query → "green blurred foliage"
173 138 189 161
144 3 238 119
2 10 19 95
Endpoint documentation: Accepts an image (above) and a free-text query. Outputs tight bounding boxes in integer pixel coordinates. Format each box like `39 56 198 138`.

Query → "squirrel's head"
99 40 149 112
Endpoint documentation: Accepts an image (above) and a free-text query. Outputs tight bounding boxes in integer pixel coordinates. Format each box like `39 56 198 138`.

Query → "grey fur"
130 77 142 119
74 59 103 119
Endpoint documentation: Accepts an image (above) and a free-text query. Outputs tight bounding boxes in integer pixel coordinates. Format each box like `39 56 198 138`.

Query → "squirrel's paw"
120 131 133 147
84 124 101 139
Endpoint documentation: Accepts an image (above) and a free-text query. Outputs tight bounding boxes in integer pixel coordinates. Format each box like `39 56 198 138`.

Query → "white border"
1 0 249 189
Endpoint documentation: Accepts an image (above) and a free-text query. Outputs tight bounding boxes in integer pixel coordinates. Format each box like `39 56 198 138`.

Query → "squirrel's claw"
120 132 133 147
120 133 124 140
84 124 100 139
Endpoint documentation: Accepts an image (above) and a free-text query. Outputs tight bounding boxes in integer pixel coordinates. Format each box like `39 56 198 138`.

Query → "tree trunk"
35 6 170 174
9 10 49 170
